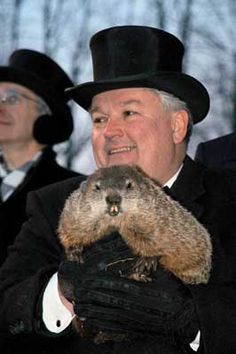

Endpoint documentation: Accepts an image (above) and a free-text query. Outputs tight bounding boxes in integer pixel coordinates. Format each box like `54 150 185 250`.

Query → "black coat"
195 132 236 170
0 156 236 354
0 147 79 266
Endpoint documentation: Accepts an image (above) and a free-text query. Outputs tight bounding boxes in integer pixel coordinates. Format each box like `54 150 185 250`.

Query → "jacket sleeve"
0 178 82 339
187 170 236 353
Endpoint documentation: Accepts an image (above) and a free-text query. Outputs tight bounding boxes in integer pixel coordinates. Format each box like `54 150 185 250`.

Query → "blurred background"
1 0 235 174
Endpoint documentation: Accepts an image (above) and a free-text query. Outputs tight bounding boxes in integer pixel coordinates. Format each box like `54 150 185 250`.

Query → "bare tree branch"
11 0 24 50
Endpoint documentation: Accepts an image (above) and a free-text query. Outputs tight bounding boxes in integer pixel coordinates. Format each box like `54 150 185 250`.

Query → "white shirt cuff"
190 330 200 351
42 272 74 333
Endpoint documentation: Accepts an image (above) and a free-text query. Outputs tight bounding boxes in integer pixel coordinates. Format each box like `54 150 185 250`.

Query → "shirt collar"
163 164 183 188
0 150 42 178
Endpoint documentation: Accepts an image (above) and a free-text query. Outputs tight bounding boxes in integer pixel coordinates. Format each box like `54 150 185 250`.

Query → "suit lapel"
169 156 206 219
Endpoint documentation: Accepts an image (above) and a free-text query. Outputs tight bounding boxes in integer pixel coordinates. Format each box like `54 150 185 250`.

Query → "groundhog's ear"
79 180 88 192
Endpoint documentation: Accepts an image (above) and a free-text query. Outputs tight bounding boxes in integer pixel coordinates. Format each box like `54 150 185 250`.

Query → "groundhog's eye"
126 181 133 189
94 183 101 191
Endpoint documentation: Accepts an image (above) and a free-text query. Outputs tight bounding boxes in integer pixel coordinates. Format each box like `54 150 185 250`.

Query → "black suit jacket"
195 132 236 170
0 156 236 354
0 147 79 266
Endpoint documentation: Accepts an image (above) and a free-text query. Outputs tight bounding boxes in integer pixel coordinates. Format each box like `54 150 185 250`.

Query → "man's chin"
107 159 136 167
106 153 137 167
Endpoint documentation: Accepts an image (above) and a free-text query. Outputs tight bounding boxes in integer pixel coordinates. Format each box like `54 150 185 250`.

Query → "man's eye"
124 110 136 117
7 94 19 104
92 117 106 125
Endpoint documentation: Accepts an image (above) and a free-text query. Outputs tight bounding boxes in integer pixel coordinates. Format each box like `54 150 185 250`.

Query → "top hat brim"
0 66 68 117
66 71 210 124
0 66 73 143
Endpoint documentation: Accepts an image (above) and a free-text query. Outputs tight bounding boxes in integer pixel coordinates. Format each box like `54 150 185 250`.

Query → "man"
0 49 81 267
195 132 236 170
0 26 236 354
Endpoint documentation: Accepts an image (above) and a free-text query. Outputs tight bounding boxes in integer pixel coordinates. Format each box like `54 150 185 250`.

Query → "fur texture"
58 165 212 284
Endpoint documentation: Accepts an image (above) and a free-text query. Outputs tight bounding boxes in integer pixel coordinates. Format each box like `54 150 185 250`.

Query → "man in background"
195 132 236 170
0 49 80 266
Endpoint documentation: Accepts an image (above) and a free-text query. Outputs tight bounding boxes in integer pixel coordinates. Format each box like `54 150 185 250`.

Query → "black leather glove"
58 232 136 303
77 268 199 344
58 233 199 345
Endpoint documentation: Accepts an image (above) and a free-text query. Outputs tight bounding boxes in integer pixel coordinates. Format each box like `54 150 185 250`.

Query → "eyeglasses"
0 89 38 106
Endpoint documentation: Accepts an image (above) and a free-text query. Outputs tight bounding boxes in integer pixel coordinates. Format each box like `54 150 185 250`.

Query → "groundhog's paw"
66 246 84 263
175 266 211 284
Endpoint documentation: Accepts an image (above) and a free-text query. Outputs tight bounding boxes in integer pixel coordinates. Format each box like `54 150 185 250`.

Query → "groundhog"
58 164 212 285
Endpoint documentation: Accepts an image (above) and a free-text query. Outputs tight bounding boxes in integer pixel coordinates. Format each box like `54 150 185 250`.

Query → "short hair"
150 89 193 142
35 96 52 116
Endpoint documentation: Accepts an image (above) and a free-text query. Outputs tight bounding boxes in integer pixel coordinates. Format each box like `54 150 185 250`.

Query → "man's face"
0 82 39 146
91 88 188 184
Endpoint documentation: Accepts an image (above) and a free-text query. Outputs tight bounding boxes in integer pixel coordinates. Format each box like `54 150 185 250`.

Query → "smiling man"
0 26 236 354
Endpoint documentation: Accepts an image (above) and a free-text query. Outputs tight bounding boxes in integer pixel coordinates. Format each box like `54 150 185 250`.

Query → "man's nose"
104 118 124 138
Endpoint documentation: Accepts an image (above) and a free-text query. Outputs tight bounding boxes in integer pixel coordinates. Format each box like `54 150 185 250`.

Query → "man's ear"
171 110 189 144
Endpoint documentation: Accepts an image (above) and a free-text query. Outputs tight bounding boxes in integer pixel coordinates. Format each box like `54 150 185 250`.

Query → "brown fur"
58 164 212 285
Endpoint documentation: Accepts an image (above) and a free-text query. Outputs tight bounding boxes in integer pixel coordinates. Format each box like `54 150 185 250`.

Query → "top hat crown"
67 25 210 124
90 26 184 80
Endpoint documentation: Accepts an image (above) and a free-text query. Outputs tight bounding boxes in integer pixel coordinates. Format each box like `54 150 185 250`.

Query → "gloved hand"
58 233 199 345
58 232 136 304
77 268 199 345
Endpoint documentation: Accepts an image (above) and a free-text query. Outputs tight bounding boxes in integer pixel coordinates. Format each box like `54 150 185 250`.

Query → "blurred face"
91 88 188 184
0 82 40 147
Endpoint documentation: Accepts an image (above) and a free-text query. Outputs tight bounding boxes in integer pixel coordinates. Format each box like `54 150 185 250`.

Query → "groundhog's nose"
106 194 121 216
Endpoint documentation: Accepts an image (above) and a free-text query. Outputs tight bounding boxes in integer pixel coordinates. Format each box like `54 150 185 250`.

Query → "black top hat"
67 25 210 124
0 49 74 144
